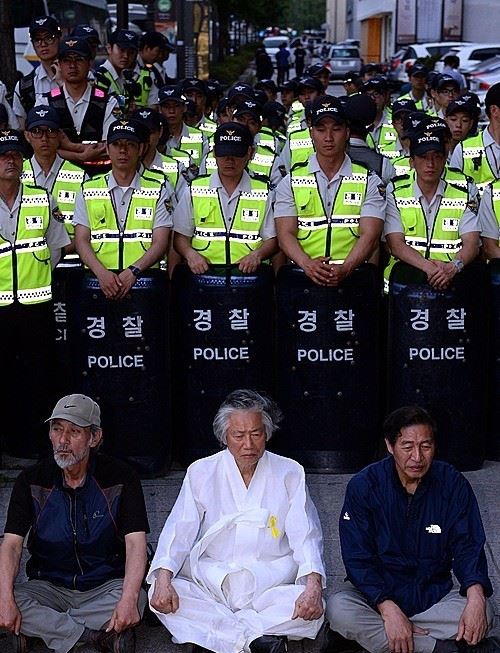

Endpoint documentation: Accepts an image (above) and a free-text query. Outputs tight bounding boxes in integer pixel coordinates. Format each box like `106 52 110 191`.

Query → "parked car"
466 55 500 89
436 43 500 74
391 41 468 83
323 44 362 80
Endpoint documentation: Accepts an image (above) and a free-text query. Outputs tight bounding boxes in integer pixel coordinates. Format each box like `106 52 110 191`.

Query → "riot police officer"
274 95 386 287
173 122 277 274
73 119 173 299
384 128 480 291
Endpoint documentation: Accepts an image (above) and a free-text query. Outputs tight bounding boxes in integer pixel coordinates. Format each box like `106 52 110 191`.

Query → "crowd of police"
1 16 500 471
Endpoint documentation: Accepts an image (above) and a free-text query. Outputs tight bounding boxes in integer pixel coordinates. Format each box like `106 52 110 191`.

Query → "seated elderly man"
326 406 495 653
148 389 325 653
0 394 149 653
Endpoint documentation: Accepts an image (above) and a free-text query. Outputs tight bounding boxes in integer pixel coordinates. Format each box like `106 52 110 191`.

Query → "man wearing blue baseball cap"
275 95 386 287
37 37 119 175
13 16 62 127
173 121 277 273
158 85 209 166
95 29 156 114
73 119 173 299
22 106 86 258
384 127 480 291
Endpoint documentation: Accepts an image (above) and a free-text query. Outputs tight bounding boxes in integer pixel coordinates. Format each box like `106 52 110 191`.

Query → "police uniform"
478 181 500 247
384 172 480 289
13 66 59 124
21 155 85 252
449 128 500 194
42 84 118 142
73 171 174 269
165 123 209 165
173 169 275 265
274 153 386 262
0 130 70 456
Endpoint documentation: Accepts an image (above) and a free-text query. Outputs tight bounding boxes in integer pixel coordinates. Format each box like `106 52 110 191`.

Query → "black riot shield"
274 263 381 473
488 259 500 460
52 264 85 397
66 270 170 475
171 264 275 465
387 261 489 471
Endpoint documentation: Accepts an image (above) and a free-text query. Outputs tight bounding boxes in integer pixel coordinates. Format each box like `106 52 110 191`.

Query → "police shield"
52 264 84 397
171 264 274 465
488 259 500 459
66 270 170 474
274 264 381 472
387 261 489 471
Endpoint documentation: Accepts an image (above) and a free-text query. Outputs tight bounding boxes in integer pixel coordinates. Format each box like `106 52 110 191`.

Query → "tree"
211 0 289 61
0 0 17 93
283 0 326 33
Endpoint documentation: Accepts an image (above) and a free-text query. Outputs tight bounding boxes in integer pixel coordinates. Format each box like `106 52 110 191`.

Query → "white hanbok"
147 449 326 653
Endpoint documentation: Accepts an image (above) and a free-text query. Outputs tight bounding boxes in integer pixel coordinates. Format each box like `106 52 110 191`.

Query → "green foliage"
283 0 326 33
418 54 442 71
210 43 259 86
212 0 288 29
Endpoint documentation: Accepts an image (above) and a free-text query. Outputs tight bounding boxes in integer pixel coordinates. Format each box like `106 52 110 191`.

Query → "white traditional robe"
147 449 326 653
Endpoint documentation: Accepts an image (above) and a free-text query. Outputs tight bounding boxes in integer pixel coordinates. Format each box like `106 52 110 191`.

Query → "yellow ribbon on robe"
268 515 281 538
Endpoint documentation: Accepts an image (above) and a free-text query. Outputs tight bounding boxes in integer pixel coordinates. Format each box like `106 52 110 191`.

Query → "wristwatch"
451 259 464 273
128 265 142 278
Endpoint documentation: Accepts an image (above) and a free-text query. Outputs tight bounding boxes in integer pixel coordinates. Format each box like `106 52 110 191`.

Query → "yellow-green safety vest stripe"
178 126 205 162
460 132 497 192
0 184 52 305
21 159 85 240
191 175 269 264
82 173 163 270
291 162 369 261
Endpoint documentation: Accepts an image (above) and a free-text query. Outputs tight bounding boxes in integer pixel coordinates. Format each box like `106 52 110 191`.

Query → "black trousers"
0 301 60 458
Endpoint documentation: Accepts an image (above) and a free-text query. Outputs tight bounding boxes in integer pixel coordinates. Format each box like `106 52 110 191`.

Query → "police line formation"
2 17 500 475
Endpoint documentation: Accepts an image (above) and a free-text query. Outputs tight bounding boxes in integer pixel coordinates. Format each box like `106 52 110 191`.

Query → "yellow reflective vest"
21 158 85 241
289 127 314 168
384 172 468 288
0 184 52 306
291 161 369 262
176 125 205 163
82 173 163 270
459 131 497 194
191 175 269 264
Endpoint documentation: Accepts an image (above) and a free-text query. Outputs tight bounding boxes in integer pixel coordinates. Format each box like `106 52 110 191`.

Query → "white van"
263 36 291 65
15 27 36 76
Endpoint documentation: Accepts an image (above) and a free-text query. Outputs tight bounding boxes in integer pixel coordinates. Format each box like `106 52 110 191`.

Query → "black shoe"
192 646 215 653
87 628 136 653
12 634 30 653
465 638 500 653
249 635 288 653
322 630 364 653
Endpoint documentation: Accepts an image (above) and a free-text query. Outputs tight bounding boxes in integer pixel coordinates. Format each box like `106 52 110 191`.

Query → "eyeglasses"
30 127 59 138
439 88 457 95
32 35 57 47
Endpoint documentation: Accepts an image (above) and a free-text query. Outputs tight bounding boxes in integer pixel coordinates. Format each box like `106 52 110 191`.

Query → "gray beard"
53 447 89 470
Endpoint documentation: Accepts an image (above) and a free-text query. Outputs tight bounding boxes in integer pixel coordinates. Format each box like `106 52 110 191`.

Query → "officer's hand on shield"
302 257 336 286
97 269 123 299
186 251 210 275
327 263 349 287
238 251 262 274
427 261 456 290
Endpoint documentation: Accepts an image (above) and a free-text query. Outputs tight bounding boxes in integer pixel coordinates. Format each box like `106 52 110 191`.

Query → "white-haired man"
148 389 326 653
